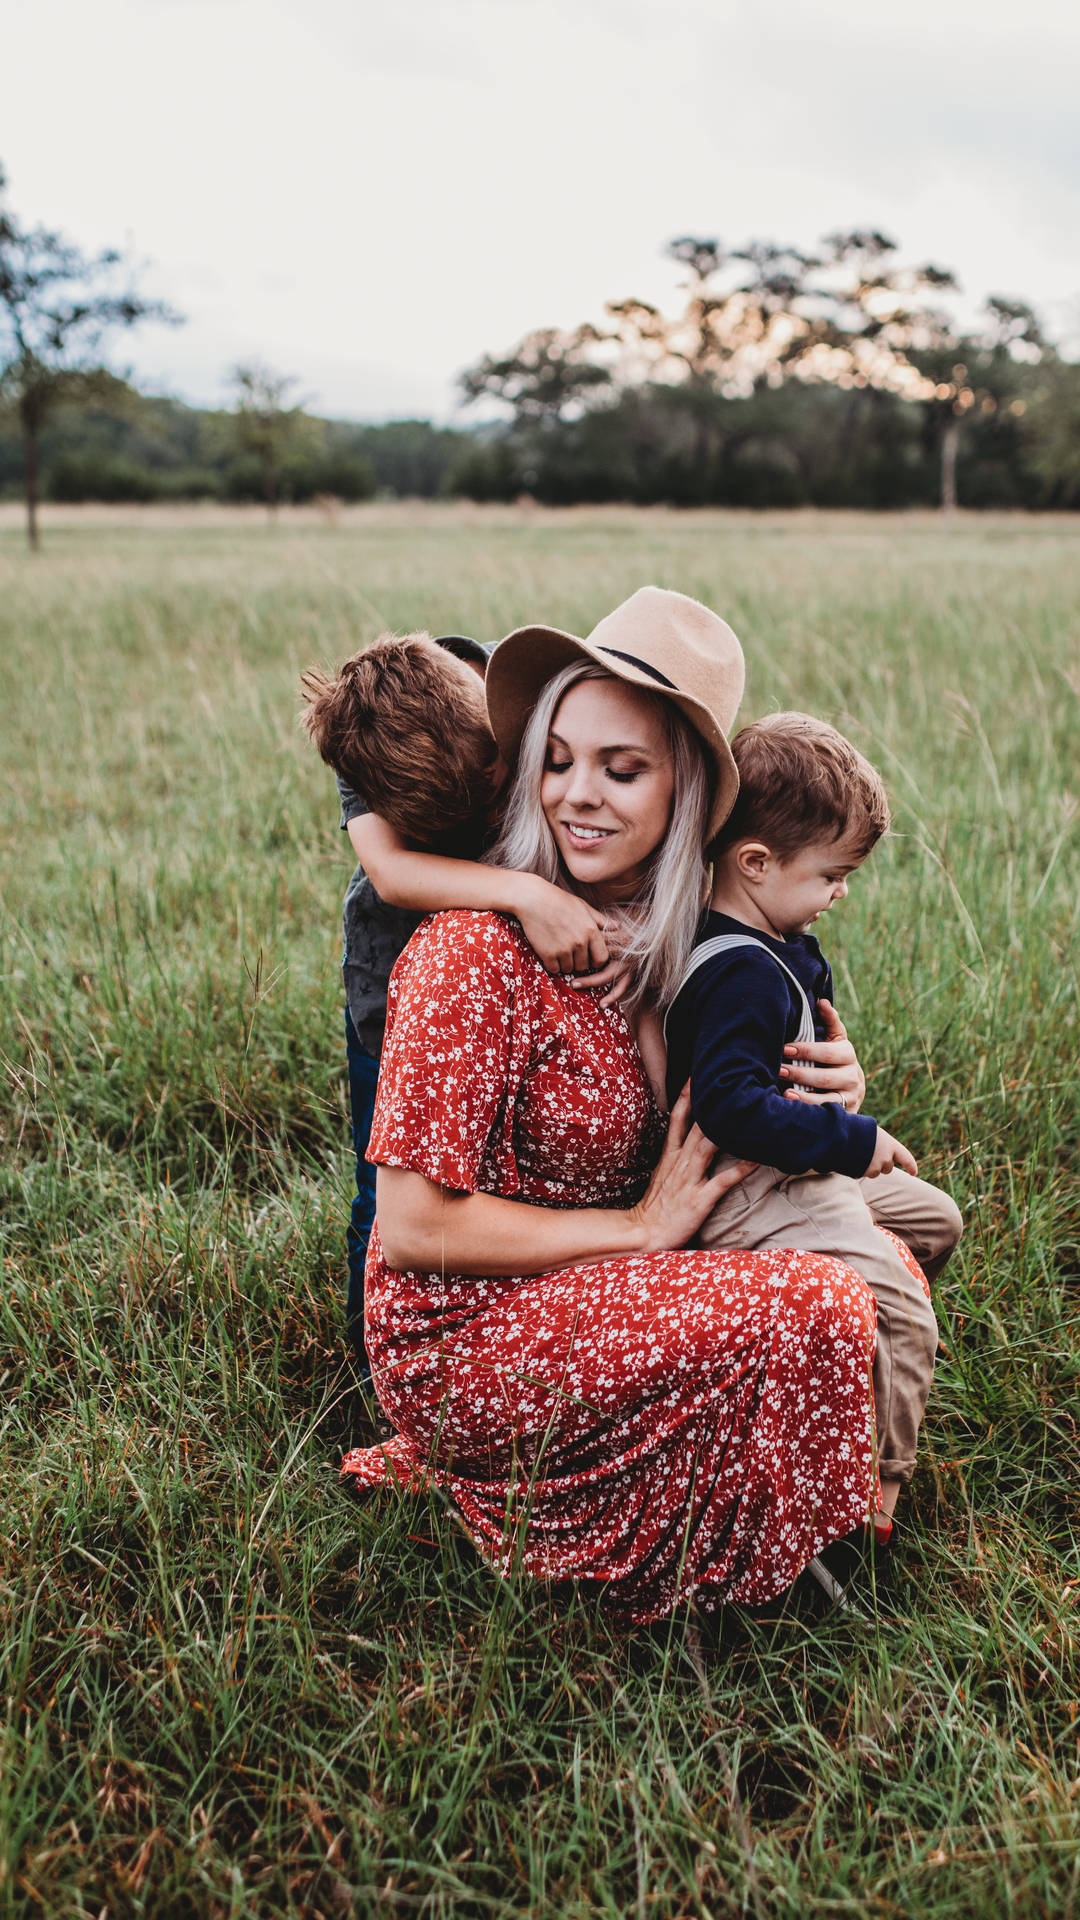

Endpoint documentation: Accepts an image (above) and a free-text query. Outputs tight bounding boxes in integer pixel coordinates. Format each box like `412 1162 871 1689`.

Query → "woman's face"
540 676 676 901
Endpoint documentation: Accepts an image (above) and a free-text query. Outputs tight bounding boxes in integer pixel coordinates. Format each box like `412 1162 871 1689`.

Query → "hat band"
599 647 677 691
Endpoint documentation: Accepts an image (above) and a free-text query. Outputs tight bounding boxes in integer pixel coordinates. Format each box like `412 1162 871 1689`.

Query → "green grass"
1 503 1078 1917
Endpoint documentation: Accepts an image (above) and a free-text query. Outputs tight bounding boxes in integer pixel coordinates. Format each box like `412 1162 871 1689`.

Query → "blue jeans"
345 1007 379 1368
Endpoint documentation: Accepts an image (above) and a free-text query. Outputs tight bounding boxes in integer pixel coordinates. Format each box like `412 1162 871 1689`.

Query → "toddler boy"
301 632 614 1363
664 711 962 1530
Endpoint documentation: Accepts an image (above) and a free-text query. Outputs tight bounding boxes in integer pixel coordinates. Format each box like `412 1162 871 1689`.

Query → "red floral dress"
342 911 883 1622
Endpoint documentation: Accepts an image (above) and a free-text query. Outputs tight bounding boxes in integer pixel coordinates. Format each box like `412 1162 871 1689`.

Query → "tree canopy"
0 165 180 545
455 227 1064 511
1 179 1075 520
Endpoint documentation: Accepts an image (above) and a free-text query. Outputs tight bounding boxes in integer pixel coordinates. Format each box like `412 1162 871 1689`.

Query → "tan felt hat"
486 585 745 845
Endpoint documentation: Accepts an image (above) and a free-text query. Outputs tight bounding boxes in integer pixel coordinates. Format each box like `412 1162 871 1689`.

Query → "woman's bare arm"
377 1169 646 1275
629 1001 669 1113
376 1087 753 1275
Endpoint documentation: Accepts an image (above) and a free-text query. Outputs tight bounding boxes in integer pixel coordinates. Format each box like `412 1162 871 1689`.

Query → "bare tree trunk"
24 424 40 551
695 414 712 502
941 417 959 513
262 450 278 522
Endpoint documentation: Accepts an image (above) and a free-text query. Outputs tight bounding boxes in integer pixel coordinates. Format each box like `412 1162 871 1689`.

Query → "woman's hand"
511 873 617 978
779 998 866 1111
628 1085 755 1252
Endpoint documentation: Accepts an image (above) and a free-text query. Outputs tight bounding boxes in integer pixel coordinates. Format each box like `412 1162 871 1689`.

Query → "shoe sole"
805 1554 868 1619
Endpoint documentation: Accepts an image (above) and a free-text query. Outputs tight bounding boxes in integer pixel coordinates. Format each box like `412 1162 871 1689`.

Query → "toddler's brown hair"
301 633 497 848
718 711 890 860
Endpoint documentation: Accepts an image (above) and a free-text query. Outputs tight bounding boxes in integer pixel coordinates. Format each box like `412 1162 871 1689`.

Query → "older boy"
302 632 615 1363
664 712 962 1538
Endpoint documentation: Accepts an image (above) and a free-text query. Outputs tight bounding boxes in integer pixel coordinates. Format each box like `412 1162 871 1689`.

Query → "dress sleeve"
367 911 527 1195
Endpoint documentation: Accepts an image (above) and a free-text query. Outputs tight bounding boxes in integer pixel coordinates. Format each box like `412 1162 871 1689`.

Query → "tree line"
3 169 1079 547
453 233 1079 513
0 387 461 513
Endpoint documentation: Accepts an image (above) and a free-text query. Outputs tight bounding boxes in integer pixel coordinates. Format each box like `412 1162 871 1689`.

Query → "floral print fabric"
342 911 886 1621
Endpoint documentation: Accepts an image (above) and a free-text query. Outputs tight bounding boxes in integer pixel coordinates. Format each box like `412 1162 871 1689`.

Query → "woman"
343 588 880 1621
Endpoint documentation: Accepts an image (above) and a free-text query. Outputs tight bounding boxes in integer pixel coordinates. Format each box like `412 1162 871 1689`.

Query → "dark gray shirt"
337 777 424 1056
336 633 494 1052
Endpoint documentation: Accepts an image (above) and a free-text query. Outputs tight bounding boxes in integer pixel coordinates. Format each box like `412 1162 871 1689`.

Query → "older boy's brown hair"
300 633 497 848
717 711 890 860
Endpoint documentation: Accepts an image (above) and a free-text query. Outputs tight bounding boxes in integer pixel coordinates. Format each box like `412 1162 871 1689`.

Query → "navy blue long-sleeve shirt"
664 911 878 1178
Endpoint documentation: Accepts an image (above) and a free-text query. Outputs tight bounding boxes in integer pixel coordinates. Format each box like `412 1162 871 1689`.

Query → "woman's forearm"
376 1101 753 1275
376 1166 648 1275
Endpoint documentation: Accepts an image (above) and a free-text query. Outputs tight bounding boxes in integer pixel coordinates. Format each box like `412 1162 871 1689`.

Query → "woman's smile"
562 821 616 843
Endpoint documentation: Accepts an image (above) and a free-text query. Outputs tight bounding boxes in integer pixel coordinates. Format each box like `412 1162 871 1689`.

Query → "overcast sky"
2 0 1077 421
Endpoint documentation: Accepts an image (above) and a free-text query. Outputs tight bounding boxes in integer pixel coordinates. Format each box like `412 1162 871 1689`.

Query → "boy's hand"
511 874 615 978
780 998 866 1111
570 958 632 1005
863 1127 918 1179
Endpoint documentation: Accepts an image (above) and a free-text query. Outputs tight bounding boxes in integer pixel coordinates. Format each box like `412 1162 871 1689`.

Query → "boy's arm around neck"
348 813 508 912
347 813 614 977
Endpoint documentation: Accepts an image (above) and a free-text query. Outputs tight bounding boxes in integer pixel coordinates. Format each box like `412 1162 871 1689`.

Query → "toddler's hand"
512 874 615 978
863 1127 918 1179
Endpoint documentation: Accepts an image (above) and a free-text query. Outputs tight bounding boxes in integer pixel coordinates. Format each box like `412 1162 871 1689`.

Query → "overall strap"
664 933 817 1046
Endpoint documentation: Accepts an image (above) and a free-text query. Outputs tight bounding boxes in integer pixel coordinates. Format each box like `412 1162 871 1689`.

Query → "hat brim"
486 625 739 846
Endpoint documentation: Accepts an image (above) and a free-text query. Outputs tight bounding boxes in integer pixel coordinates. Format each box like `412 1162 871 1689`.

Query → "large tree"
626 229 1050 510
0 167 179 548
458 325 613 428
227 361 319 516
457 227 1058 511
602 235 825 488
606 234 824 395
901 294 1048 510
790 233 1051 507
457 324 615 498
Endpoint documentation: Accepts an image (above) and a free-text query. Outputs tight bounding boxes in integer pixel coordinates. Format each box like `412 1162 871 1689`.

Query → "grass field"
1 504 1078 1917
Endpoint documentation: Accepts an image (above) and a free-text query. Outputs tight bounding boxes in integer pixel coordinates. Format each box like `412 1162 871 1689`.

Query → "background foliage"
4 195 1079 516
2 366 1077 513
1 504 1078 1916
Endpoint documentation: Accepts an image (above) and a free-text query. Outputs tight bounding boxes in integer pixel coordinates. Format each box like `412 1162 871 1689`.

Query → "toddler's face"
760 832 868 937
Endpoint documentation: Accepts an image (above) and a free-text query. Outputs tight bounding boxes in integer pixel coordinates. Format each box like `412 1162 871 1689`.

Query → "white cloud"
1 0 1075 417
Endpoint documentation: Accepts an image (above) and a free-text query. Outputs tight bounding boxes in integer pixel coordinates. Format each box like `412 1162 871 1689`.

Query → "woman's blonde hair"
487 661 711 1009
